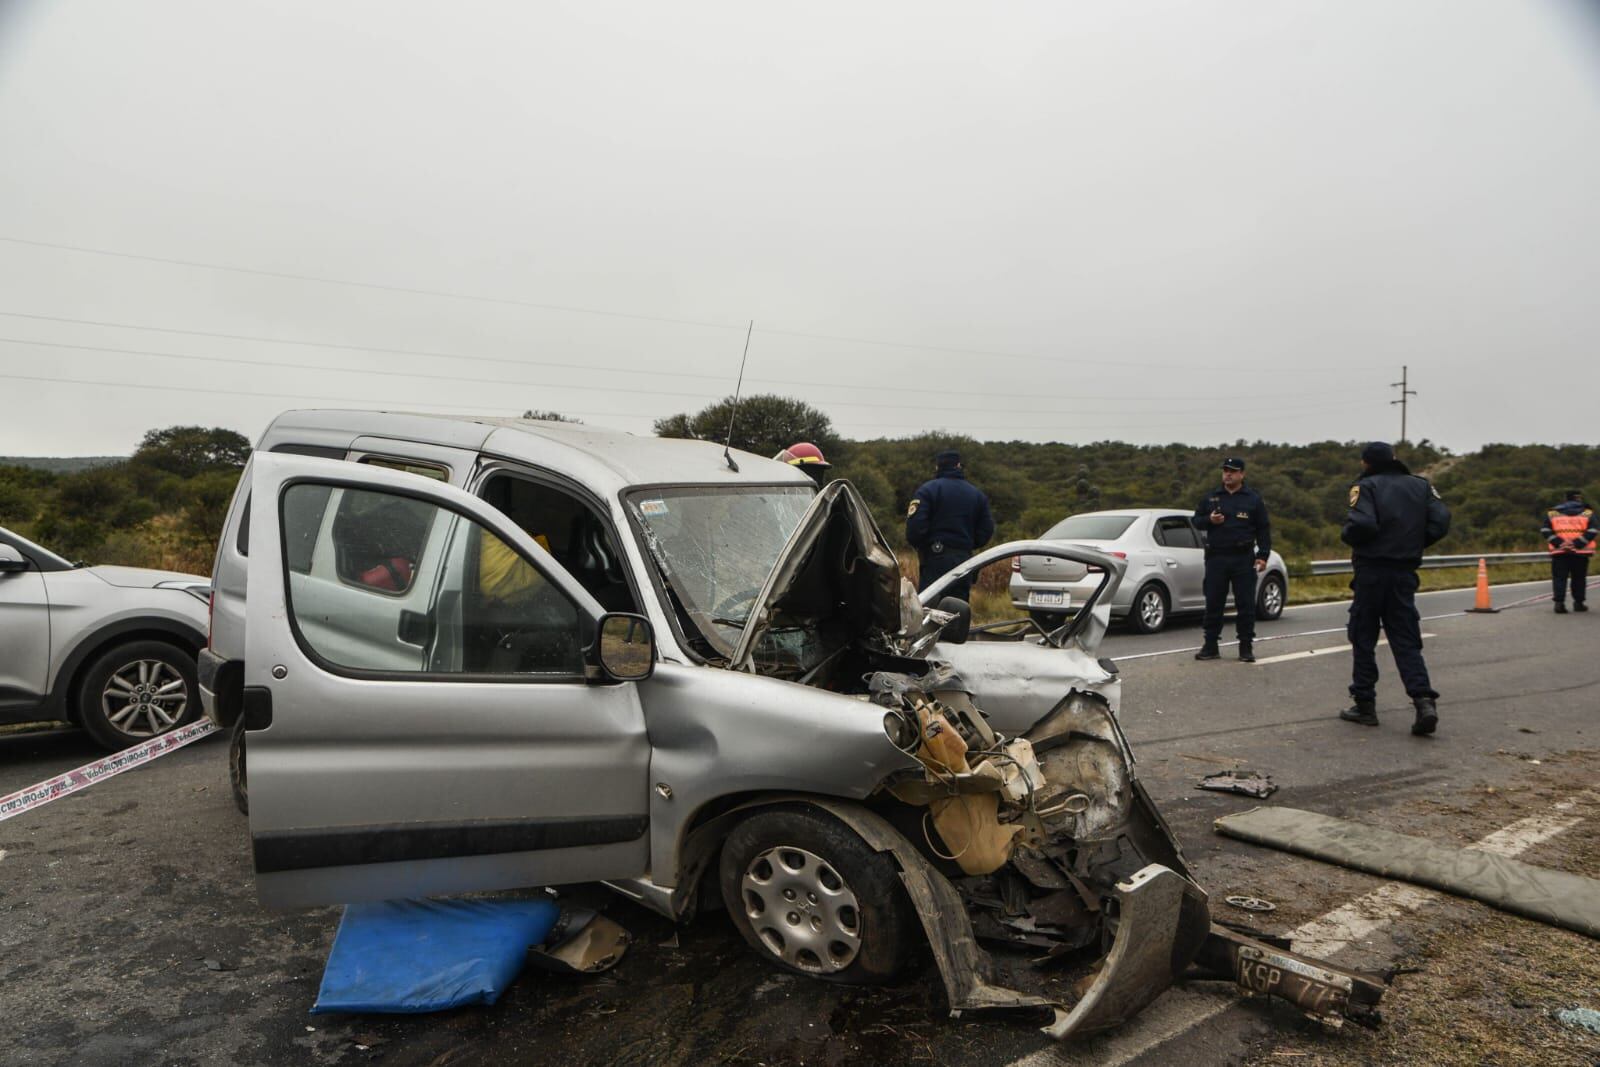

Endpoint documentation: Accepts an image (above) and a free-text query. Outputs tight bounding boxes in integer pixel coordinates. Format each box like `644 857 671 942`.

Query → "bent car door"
919 541 1125 735
244 454 651 907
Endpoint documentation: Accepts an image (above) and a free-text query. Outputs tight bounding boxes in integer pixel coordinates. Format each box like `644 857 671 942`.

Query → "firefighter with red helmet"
775 442 831 486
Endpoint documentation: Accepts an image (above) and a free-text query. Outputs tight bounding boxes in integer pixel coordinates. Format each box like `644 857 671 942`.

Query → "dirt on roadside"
1241 752 1600 1067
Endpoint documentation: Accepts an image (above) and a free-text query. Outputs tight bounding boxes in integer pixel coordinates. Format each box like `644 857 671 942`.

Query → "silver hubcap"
1262 580 1283 615
741 846 861 974
1140 590 1165 627
102 659 188 738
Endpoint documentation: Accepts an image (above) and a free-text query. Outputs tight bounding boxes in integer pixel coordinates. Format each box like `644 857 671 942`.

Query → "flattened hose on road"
1215 806 1600 940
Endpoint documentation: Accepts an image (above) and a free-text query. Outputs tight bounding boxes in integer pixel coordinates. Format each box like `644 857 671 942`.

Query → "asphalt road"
1 576 1595 1067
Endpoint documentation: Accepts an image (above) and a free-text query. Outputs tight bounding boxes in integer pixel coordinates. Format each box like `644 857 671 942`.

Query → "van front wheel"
719 807 915 984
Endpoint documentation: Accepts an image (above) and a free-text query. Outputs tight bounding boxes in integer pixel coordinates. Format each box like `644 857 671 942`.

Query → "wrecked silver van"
203 411 1381 1038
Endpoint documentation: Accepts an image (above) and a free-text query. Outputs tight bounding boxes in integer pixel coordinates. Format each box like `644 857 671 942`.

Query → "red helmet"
774 441 830 468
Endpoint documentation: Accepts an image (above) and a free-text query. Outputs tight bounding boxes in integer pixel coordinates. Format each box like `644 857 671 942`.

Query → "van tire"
76 639 200 750
719 807 915 984
229 716 249 815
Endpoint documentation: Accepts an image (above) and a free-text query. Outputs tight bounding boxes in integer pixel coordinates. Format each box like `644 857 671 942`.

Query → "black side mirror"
595 612 655 681
0 547 28 574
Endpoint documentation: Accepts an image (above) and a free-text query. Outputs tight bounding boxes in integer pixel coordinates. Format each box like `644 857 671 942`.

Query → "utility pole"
1390 365 1416 443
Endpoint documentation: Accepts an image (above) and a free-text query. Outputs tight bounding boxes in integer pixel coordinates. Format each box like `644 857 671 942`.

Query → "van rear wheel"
229 716 249 815
719 807 915 984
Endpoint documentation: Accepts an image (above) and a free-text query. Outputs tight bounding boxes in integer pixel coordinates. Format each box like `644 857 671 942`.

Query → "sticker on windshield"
638 499 670 517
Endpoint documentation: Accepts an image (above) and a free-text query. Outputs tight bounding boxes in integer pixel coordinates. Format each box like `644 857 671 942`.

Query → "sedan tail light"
1109 551 1127 559
1011 557 1022 571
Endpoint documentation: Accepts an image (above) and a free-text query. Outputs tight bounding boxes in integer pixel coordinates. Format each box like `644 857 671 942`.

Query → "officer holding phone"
1192 457 1271 662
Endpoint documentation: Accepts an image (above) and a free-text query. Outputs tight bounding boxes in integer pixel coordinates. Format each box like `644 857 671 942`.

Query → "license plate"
1029 591 1068 608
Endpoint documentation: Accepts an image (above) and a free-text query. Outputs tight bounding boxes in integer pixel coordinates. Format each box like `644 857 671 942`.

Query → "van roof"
258 409 812 491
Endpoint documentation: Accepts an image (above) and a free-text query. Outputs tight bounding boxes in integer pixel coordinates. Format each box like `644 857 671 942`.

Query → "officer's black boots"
1554 601 1569 614
1339 699 1379 726
1238 641 1255 663
1577 602 1589 613
1411 697 1438 736
1195 642 1220 661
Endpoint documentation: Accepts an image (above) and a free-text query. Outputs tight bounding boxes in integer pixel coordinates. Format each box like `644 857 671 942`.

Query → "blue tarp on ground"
312 898 562 1014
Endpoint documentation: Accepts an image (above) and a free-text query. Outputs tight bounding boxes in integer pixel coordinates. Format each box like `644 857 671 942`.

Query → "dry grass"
1289 561 1553 606
913 553 1559 626
1243 758 1600 1067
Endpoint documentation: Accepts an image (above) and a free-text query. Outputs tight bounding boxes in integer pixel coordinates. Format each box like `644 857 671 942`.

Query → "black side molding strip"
253 814 649 873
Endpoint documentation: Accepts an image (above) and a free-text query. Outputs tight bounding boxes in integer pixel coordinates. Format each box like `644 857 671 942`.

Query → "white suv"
0 526 208 749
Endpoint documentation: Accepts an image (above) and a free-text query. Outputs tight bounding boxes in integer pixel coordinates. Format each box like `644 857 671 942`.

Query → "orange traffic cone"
1466 557 1499 613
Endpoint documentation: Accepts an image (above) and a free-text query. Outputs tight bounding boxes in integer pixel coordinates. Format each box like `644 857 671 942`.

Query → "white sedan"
1008 508 1289 634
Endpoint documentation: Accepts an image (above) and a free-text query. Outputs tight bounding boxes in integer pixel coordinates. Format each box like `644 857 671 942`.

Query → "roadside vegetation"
2 401 1595 589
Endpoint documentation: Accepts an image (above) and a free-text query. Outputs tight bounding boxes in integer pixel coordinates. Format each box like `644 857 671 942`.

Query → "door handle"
1165 558 1179 567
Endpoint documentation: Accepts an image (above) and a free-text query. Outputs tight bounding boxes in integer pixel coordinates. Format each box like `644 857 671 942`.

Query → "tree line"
1 405 1594 576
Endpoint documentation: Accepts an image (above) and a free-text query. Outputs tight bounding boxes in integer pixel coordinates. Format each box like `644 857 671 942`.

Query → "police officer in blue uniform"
906 449 995 602
1338 442 1451 735
1193 458 1271 662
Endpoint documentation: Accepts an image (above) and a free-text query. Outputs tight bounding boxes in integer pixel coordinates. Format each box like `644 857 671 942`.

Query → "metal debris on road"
1224 895 1277 913
1199 770 1278 799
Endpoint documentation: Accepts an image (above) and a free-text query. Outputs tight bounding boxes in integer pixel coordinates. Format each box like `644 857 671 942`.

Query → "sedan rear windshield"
1042 514 1137 541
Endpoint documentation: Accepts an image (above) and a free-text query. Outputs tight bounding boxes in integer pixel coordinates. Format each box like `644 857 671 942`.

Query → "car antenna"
722 319 753 472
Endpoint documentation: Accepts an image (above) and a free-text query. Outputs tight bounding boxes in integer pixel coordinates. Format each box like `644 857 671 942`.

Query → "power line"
0 235 1380 375
0 309 1383 407
0 236 735 333
0 336 1383 420
0 370 1379 432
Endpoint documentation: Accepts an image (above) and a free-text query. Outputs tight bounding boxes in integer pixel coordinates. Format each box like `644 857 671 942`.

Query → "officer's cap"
1361 441 1395 465
935 449 962 469
1568 489 1584 501
1221 457 1245 471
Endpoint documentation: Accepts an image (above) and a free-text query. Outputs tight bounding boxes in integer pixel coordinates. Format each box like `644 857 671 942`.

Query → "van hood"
728 480 923 672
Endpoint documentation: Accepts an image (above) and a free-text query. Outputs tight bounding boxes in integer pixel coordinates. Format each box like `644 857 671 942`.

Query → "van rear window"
236 444 352 556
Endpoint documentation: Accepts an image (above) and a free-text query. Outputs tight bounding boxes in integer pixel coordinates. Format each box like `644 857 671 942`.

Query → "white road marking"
1109 576 1597 665
1005 794 1589 1067
1252 634 1435 666
1290 796 1586 957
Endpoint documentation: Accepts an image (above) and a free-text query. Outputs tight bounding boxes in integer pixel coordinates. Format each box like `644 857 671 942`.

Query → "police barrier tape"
0 719 217 823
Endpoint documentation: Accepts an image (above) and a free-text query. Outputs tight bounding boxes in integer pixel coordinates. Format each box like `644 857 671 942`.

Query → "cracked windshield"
628 487 814 645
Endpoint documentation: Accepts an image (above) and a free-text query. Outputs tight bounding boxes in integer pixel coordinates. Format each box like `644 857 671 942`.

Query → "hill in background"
0 456 126 473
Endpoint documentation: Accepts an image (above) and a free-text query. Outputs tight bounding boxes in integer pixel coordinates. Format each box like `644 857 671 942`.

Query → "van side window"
237 445 350 557
282 483 583 677
326 489 433 593
360 456 449 481
480 473 637 614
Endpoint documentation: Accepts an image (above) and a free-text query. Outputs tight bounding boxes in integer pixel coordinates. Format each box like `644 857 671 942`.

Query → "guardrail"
1304 551 1550 577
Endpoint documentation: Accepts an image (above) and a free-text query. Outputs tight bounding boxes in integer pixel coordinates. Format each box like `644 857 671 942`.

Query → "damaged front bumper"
807 799 1194 1039
816 795 1386 1038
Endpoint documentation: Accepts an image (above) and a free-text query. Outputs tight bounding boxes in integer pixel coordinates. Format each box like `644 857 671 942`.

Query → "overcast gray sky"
1 0 1597 456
